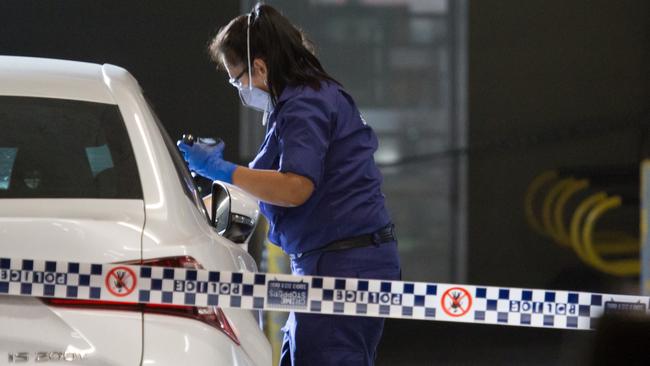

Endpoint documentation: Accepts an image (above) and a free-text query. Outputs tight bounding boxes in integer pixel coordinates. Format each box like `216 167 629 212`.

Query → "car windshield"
0 96 142 199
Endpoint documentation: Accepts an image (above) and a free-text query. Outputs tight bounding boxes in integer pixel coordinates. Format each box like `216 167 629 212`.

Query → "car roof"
0 56 127 104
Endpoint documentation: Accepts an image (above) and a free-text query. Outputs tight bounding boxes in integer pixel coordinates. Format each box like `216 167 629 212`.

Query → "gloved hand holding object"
177 135 237 184
180 134 220 147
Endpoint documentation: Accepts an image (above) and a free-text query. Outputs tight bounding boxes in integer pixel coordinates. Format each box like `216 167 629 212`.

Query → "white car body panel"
0 200 144 263
0 200 145 366
0 56 115 104
0 56 271 365
1 297 142 366
141 314 257 366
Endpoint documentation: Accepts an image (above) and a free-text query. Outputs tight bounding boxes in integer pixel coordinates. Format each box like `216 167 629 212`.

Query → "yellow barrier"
570 192 608 263
581 196 640 276
548 182 639 255
525 171 558 235
552 179 589 246
589 232 639 255
542 178 575 240
264 235 290 365
527 169 640 277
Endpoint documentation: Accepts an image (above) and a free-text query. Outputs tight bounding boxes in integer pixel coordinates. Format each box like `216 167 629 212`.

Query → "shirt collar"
276 83 305 105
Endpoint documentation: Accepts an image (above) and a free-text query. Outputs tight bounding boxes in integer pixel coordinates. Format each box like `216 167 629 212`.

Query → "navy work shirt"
249 81 390 254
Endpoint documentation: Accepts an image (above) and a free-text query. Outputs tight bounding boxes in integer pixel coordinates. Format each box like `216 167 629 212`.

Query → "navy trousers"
279 241 401 366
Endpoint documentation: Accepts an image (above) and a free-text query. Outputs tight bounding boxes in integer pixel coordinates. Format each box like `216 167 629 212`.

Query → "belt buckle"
371 231 381 245
373 224 395 244
388 223 396 238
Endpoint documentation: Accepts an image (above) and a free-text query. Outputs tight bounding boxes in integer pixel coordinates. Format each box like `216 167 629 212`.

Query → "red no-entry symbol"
441 287 472 317
105 266 137 297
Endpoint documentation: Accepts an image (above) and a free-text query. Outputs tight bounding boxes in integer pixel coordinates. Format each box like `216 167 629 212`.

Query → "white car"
0 56 271 365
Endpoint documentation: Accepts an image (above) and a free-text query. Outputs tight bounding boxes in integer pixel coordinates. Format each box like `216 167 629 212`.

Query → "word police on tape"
1 258 648 330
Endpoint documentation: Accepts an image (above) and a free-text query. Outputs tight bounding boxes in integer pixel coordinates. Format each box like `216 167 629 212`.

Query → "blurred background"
2 0 649 364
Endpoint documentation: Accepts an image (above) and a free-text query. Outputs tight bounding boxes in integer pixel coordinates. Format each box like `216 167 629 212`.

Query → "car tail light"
42 256 240 345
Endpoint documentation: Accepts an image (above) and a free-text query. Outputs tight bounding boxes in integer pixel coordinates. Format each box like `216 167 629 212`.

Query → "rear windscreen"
0 96 142 199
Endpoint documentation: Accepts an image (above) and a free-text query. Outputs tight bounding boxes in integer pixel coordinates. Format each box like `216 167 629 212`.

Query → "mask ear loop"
246 13 253 92
247 10 270 127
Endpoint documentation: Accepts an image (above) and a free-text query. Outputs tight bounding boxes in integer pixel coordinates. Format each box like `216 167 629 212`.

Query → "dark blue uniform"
250 81 400 366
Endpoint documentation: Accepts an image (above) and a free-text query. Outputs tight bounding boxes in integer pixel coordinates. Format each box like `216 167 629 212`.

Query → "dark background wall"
2 1 649 364
0 0 242 163
381 2 648 365
468 0 650 290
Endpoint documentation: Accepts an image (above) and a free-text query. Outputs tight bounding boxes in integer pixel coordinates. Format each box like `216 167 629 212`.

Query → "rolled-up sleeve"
276 95 333 189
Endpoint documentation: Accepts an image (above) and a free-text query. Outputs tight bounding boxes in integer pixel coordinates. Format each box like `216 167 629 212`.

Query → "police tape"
0 257 648 331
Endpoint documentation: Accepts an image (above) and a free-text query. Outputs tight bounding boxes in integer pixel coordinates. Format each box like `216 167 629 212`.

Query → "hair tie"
251 3 262 24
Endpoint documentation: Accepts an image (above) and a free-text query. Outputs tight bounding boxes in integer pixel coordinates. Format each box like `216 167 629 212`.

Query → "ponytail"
208 2 340 106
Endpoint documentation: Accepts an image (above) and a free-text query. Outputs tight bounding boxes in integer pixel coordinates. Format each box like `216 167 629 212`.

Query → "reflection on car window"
0 96 142 199
0 148 17 190
85 144 114 177
146 99 210 223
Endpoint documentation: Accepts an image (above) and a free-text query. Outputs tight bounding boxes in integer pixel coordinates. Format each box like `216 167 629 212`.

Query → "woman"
178 3 400 365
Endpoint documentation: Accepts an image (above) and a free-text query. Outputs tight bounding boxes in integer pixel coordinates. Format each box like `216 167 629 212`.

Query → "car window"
0 96 142 199
146 101 210 223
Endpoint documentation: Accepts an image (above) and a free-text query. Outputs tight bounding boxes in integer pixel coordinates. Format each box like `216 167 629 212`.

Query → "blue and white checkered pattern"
1 257 648 331
472 287 606 329
0 258 104 300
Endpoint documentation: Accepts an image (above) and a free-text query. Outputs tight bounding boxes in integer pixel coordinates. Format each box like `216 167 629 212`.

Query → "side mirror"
211 181 231 235
208 181 259 244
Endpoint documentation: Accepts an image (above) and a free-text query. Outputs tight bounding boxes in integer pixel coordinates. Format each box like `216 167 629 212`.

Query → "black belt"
290 224 396 260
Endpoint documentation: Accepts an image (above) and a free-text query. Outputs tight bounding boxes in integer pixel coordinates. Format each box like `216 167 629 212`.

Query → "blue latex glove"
176 140 237 183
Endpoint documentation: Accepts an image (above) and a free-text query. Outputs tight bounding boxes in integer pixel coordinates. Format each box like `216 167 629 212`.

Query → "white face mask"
234 13 271 113
238 84 271 113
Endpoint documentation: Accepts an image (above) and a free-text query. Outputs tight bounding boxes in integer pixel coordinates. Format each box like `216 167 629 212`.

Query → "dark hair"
208 3 339 106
